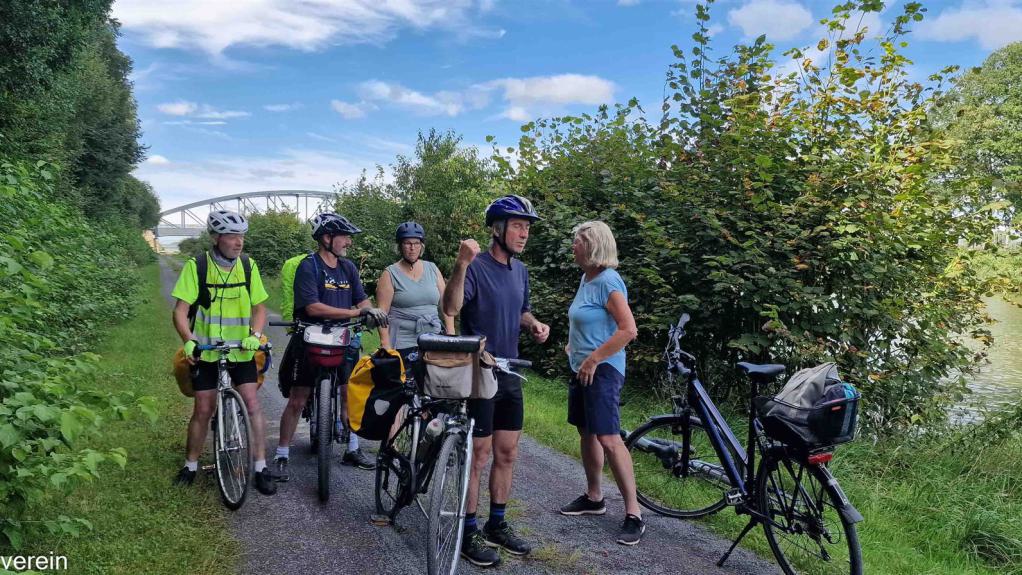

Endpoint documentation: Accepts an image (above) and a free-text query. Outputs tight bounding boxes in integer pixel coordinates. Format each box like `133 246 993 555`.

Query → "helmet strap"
492 225 518 270
320 235 345 260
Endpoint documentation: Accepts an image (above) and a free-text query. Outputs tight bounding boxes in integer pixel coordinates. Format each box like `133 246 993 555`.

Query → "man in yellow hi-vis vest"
170 210 277 496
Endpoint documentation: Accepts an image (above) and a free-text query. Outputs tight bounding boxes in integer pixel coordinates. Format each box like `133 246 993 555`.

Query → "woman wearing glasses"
376 222 456 361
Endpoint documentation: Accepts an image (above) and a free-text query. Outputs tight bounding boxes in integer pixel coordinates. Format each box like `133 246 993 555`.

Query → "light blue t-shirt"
568 268 628 376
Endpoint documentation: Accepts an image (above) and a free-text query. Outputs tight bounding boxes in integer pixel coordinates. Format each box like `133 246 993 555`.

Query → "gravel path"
158 256 779 575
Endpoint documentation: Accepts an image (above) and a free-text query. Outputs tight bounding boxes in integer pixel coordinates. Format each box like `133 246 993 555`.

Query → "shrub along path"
157 256 776 575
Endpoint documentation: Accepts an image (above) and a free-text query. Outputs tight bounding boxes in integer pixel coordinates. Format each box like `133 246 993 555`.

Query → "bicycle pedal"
369 514 392 526
724 489 744 506
202 464 216 474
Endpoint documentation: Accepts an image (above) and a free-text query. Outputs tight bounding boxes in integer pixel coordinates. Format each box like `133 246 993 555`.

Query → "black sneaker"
255 468 278 495
173 466 196 486
617 514 645 546
341 449 376 470
461 530 501 567
559 494 607 516
483 521 532 556
273 456 290 482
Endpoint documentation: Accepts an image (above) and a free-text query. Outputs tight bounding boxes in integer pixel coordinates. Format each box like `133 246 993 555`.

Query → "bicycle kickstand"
717 518 758 567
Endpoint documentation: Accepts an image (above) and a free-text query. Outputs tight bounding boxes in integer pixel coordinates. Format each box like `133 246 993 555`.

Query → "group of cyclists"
169 193 644 569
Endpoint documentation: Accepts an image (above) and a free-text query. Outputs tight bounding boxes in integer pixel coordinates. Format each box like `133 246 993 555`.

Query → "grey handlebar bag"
773 362 840 409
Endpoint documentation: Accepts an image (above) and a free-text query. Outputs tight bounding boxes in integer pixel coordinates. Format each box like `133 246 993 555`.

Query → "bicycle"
195 340 272 510
269 317 366 502
372 333 531 575
624 314 863 575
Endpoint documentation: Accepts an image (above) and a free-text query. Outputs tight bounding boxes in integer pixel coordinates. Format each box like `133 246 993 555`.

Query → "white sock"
275 446 289 459
254 459 266 472
348 432 359 451
185 460 198 472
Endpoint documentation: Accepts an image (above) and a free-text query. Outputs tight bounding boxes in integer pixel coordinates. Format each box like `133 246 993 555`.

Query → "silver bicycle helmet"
207 210 249 234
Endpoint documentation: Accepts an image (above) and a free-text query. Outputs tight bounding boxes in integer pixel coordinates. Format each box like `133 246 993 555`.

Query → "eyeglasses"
401 241 423 248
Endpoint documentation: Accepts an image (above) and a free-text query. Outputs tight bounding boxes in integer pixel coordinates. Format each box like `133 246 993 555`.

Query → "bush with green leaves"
333 130 494 292
497 0 998 431
242 209 316 276
0 159 155 549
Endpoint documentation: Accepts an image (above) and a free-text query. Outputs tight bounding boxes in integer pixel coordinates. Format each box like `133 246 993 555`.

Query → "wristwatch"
251 331 263 339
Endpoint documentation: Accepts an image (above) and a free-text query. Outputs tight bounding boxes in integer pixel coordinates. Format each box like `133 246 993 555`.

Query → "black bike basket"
755 363 861 449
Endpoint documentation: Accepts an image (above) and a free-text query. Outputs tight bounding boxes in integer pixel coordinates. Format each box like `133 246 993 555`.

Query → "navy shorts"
192 359 258 392
468 371 524 438
567 363 624 436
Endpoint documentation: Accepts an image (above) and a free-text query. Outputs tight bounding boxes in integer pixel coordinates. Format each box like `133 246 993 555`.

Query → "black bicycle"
195 341 272 510
373 333 530 575
624 314 863 575
270 317 365 502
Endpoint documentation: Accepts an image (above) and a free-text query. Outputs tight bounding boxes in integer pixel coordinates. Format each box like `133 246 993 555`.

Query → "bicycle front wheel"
427 432 468 575
317 378 332 502
215 388 253 510
375 409 415 520
757 454 863 575
626 415 741 518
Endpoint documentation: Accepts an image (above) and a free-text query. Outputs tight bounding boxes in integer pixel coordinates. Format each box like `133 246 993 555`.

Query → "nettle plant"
0 160 156 549
500 1 997 432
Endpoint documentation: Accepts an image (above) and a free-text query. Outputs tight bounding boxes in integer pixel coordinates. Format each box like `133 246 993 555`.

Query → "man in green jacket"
170 210 277 495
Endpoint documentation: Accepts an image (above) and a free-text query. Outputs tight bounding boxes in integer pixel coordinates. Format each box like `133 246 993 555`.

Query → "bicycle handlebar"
195 343 272 353
505 358 532 369
269 318 364 329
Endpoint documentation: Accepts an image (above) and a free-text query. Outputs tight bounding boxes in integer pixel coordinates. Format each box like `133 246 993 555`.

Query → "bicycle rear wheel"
215 388 253 510
757 453 863 575
625 415 742 518
375 409 415 520
317 378 332 502
426 432 468 575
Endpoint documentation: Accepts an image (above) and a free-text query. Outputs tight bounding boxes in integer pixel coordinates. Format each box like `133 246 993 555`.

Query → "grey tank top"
387 261 442 349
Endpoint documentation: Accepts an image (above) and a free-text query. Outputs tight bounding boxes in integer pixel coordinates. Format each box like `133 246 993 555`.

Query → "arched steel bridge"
155 190 337 237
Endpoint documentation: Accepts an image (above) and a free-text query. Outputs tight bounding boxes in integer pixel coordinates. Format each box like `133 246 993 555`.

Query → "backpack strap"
187 251 252 331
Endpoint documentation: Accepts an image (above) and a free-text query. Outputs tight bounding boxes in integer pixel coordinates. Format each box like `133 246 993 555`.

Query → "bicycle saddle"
417 333 485 353
736 362 786 380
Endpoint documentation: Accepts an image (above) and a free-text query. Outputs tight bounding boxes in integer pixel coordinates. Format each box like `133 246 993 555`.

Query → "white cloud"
157 100 197 116
264 103 301 112
145 154 171 165
113 0 502 56
335 74 615 122
157 101 250 120
728 0 813 41
135 148 384 213
357 81 470 116
307 132 339 143
330 99 375 119
917 1 1022 50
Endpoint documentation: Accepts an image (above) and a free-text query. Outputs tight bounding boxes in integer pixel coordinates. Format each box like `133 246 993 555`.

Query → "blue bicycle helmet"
484 195 541 227
395 221 426 242
310 212 362 239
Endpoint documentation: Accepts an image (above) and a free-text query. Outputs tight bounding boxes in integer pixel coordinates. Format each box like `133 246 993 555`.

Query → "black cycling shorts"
192 359 258 392
468 371 524 438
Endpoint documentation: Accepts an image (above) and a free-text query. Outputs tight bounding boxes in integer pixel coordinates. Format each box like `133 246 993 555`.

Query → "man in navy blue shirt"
274 213 388 477
443 195 550 568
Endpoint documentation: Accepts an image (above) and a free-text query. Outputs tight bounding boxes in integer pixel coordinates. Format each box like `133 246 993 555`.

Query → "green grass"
24 264 240 575
522 374 1022 575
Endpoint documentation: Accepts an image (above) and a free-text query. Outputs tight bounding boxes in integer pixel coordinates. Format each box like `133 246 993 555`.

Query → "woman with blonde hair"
558 220 644 545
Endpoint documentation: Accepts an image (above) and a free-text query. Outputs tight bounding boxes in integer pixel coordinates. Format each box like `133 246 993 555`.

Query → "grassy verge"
522 374 1022 575
24 263 239 575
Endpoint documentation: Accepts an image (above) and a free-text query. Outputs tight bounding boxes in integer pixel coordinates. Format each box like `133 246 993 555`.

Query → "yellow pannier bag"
172 335 270 397
347 348 406 440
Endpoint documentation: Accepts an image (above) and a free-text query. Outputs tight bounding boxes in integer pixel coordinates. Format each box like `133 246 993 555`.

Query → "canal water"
962 298 1022 414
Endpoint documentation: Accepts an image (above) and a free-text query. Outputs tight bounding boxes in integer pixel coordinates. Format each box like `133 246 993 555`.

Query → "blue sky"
116 0 1021 213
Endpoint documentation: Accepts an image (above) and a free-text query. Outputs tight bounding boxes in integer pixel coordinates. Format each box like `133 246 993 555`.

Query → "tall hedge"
0 160 155 548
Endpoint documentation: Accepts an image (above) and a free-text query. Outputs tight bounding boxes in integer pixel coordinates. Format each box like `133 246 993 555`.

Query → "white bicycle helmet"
207 209 249 234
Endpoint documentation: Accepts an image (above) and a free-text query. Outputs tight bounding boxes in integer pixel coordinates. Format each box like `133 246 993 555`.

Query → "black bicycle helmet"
310 212 362 239
395 221 426 242
484 195 541 227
